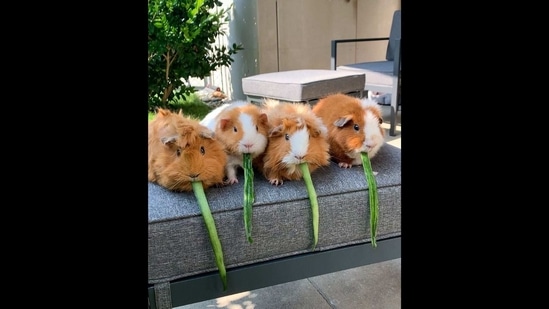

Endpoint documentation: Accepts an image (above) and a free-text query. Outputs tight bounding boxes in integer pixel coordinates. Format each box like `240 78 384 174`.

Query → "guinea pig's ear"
172 124 198 147
199 128 216 140
219 118 233 131
160 124 193 146
333 115 353 128
158 122 177 142
268 124 284 137
259 113 268 126
309 128 321 138
306 117 328 138
161 135 178 145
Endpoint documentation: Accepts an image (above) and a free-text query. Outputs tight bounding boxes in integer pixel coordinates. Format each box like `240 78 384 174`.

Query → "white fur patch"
361 109 384 157
360 97 381 110
199 100 249 130
363 110 381 139
239 113 268 155
282 127 309 165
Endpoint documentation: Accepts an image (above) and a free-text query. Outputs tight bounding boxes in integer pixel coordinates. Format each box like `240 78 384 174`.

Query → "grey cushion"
148 143 401 284
337 61 394 87
241 69 365 102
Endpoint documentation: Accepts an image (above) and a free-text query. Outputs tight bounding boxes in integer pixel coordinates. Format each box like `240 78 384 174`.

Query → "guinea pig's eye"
353 124 360 131
176 147 182 157
233 126 238 133
200 146 205 155
378 117 383 124
256 125 258 131
285 133 290 140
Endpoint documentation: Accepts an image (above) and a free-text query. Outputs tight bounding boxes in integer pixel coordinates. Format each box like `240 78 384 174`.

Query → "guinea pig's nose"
189 173 200 178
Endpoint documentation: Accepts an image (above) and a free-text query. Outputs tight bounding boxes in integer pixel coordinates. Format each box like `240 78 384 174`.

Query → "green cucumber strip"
192 181 228 290
299 163 319 250
361 152 378 248
243 153 254 243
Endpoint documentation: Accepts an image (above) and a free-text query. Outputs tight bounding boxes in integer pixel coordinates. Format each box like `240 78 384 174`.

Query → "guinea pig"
148 108 227 192
254 99 330 186
200 100 270 185
312 93 385 168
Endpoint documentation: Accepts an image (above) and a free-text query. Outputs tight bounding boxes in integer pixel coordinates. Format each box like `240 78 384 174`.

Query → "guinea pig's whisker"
170 177 186 190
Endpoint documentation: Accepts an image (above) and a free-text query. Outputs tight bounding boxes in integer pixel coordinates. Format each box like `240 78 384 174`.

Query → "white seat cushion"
242 69 365 102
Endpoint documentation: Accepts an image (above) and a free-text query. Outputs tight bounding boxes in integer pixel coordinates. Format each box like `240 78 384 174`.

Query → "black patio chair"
331 10 401 136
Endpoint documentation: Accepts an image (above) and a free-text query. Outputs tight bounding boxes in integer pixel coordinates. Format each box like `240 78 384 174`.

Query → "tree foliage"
148 0 243 110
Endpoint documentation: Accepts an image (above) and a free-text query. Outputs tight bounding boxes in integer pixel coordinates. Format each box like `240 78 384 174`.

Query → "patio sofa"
148 143 401 309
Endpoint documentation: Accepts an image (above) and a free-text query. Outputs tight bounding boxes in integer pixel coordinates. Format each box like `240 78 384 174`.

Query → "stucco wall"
206 0 401 100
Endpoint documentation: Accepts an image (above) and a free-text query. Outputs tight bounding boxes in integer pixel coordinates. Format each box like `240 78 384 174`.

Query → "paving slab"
176 278 332 309
309 258 401 309
175 258 401 309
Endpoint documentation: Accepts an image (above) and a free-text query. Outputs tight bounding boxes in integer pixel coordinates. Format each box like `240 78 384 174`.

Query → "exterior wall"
273 0 357 71
353 0 401 64
205 0 259 100
206 0 401 100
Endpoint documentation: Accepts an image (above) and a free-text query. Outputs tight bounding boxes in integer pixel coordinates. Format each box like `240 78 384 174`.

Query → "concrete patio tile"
308 258 401 309
176 259 401 309
176 278 332 309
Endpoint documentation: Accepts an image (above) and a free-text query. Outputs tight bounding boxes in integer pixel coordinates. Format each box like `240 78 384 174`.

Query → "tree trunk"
161 83 174 108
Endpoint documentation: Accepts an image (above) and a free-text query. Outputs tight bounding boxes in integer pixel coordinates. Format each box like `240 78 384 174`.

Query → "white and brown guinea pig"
200 100 269 185
254 99 330 186
312 93 385 168
148 108 227 192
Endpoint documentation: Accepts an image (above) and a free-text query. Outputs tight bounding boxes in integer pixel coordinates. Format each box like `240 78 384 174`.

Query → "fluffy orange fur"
148 109 227 191
215 103 269 156
202 101 270 185
254 99 330 185
312 93 385 168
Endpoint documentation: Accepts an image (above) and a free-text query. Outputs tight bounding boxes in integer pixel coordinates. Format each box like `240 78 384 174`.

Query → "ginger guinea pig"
200 100 270 185
148 108 227 192
312 93 385 168
254 99 330 186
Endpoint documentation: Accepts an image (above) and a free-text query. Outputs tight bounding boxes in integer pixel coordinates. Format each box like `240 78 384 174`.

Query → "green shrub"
148 0 243 111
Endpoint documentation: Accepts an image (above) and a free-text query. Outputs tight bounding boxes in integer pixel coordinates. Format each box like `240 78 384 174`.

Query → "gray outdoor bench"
148 143 401 309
